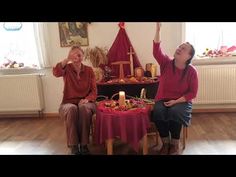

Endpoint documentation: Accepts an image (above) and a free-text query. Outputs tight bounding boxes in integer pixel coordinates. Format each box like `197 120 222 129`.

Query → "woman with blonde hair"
53 45 97 155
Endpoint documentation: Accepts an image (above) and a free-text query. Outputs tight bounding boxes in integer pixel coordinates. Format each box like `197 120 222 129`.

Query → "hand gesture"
156 22 161 32
79 99 89 105
67 48 80 63
164 100 176 107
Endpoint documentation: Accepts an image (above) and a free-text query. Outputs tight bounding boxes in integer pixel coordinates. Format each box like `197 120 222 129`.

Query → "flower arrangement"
104 99 145 111
0 59 24 68
198 46 236 58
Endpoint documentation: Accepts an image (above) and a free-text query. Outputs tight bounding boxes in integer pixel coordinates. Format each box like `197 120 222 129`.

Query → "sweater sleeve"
52 62 66 77
85 68 97 102
153 41 171 70
183 69 198 101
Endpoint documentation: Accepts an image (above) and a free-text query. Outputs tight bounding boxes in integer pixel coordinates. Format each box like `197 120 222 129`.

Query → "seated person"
152 23 198 155
53 44 97 155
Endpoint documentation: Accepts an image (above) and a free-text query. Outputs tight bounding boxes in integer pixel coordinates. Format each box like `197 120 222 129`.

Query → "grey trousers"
59 102 96 147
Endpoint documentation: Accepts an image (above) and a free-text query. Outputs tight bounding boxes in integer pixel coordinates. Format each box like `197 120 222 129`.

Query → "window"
185 22 236 64
0 22 40 69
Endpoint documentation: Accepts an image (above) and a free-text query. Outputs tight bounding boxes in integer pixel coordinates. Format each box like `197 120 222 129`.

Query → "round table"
94 100 151 155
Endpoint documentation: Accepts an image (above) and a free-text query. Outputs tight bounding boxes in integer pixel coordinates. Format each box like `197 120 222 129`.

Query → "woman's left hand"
164 100 177 107
79 99 89 104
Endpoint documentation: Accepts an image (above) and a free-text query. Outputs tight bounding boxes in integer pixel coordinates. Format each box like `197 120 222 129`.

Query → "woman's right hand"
156 22 161 32
154 22 161 43
61 49 78 68
67 48 79 62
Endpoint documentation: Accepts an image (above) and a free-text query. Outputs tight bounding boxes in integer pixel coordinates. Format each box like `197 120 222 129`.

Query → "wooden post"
143 134 148 155
111 61 130 79
106 139 113 155
127 47 135 76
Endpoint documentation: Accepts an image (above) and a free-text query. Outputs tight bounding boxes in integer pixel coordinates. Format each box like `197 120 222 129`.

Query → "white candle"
119 91 126 106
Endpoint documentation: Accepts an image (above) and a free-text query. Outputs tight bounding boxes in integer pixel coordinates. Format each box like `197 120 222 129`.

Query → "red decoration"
118 22 125 29
107 23 142 78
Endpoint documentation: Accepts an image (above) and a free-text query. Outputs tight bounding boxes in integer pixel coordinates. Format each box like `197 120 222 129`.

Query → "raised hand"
61 48 80 68
154 22 161 43
67 48 80 62
156 22 161 32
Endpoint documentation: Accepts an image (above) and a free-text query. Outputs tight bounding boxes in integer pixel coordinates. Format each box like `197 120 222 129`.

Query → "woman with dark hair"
152 23 198 155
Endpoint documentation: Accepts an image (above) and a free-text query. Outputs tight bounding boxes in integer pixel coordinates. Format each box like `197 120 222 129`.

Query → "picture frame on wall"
58 22 89 47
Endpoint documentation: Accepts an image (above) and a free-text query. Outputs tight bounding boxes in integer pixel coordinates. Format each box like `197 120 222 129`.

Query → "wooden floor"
0 113 236 155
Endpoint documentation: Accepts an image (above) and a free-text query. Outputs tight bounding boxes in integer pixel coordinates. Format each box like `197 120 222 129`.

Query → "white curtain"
33 22 51 68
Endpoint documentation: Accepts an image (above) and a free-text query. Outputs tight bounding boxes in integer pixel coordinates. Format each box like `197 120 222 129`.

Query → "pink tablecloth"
95 100 151 152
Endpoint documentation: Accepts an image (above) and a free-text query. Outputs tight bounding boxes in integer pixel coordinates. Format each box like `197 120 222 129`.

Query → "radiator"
193 65 236 104
0 74 44 114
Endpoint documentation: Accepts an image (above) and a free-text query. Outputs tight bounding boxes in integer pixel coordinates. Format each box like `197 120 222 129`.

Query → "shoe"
169 144 180 155
169 139 180 155
80 145 90 155
70 145 80 155
158 143 169 155
157 137 170 155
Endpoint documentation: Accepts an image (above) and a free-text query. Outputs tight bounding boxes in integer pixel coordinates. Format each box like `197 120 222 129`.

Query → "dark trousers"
155 120 182 139
152 100 192 139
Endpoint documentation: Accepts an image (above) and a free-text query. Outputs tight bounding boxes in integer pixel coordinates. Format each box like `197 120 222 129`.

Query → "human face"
174 43 193 63
71 48 84 64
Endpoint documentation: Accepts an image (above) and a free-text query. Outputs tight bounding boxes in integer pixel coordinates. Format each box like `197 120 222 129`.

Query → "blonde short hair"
71 44 84 54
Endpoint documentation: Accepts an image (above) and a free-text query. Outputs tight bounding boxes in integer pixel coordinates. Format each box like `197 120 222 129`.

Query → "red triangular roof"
107 23 142 77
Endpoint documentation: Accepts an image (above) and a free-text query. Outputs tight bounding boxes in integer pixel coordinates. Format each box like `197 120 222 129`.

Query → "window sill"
192 56 236 66
0 68 41 75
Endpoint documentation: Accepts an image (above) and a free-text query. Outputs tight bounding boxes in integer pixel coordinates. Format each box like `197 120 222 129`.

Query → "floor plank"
1 113 236 155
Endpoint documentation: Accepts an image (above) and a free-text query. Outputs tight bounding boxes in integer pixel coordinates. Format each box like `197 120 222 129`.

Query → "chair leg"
155 131 159 146
182 127 187 150
185 127 188 139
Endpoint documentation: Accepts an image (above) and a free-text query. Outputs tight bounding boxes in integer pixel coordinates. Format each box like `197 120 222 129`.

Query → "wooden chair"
140 88 189 150
148 121 188 150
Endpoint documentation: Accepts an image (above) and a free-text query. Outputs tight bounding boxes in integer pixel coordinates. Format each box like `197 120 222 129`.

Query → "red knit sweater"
53 63 97 104
153 41 198 102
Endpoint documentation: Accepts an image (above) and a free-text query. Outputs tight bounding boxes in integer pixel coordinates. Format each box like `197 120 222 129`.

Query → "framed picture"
58 22 89 47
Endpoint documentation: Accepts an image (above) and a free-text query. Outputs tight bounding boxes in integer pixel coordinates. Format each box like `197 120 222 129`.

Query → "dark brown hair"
172 42 195 81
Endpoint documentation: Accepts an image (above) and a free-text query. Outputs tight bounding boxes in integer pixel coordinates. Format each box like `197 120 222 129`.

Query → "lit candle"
119 91 126 106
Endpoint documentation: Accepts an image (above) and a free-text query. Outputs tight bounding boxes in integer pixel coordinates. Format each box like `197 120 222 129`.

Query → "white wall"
43 22 182 113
